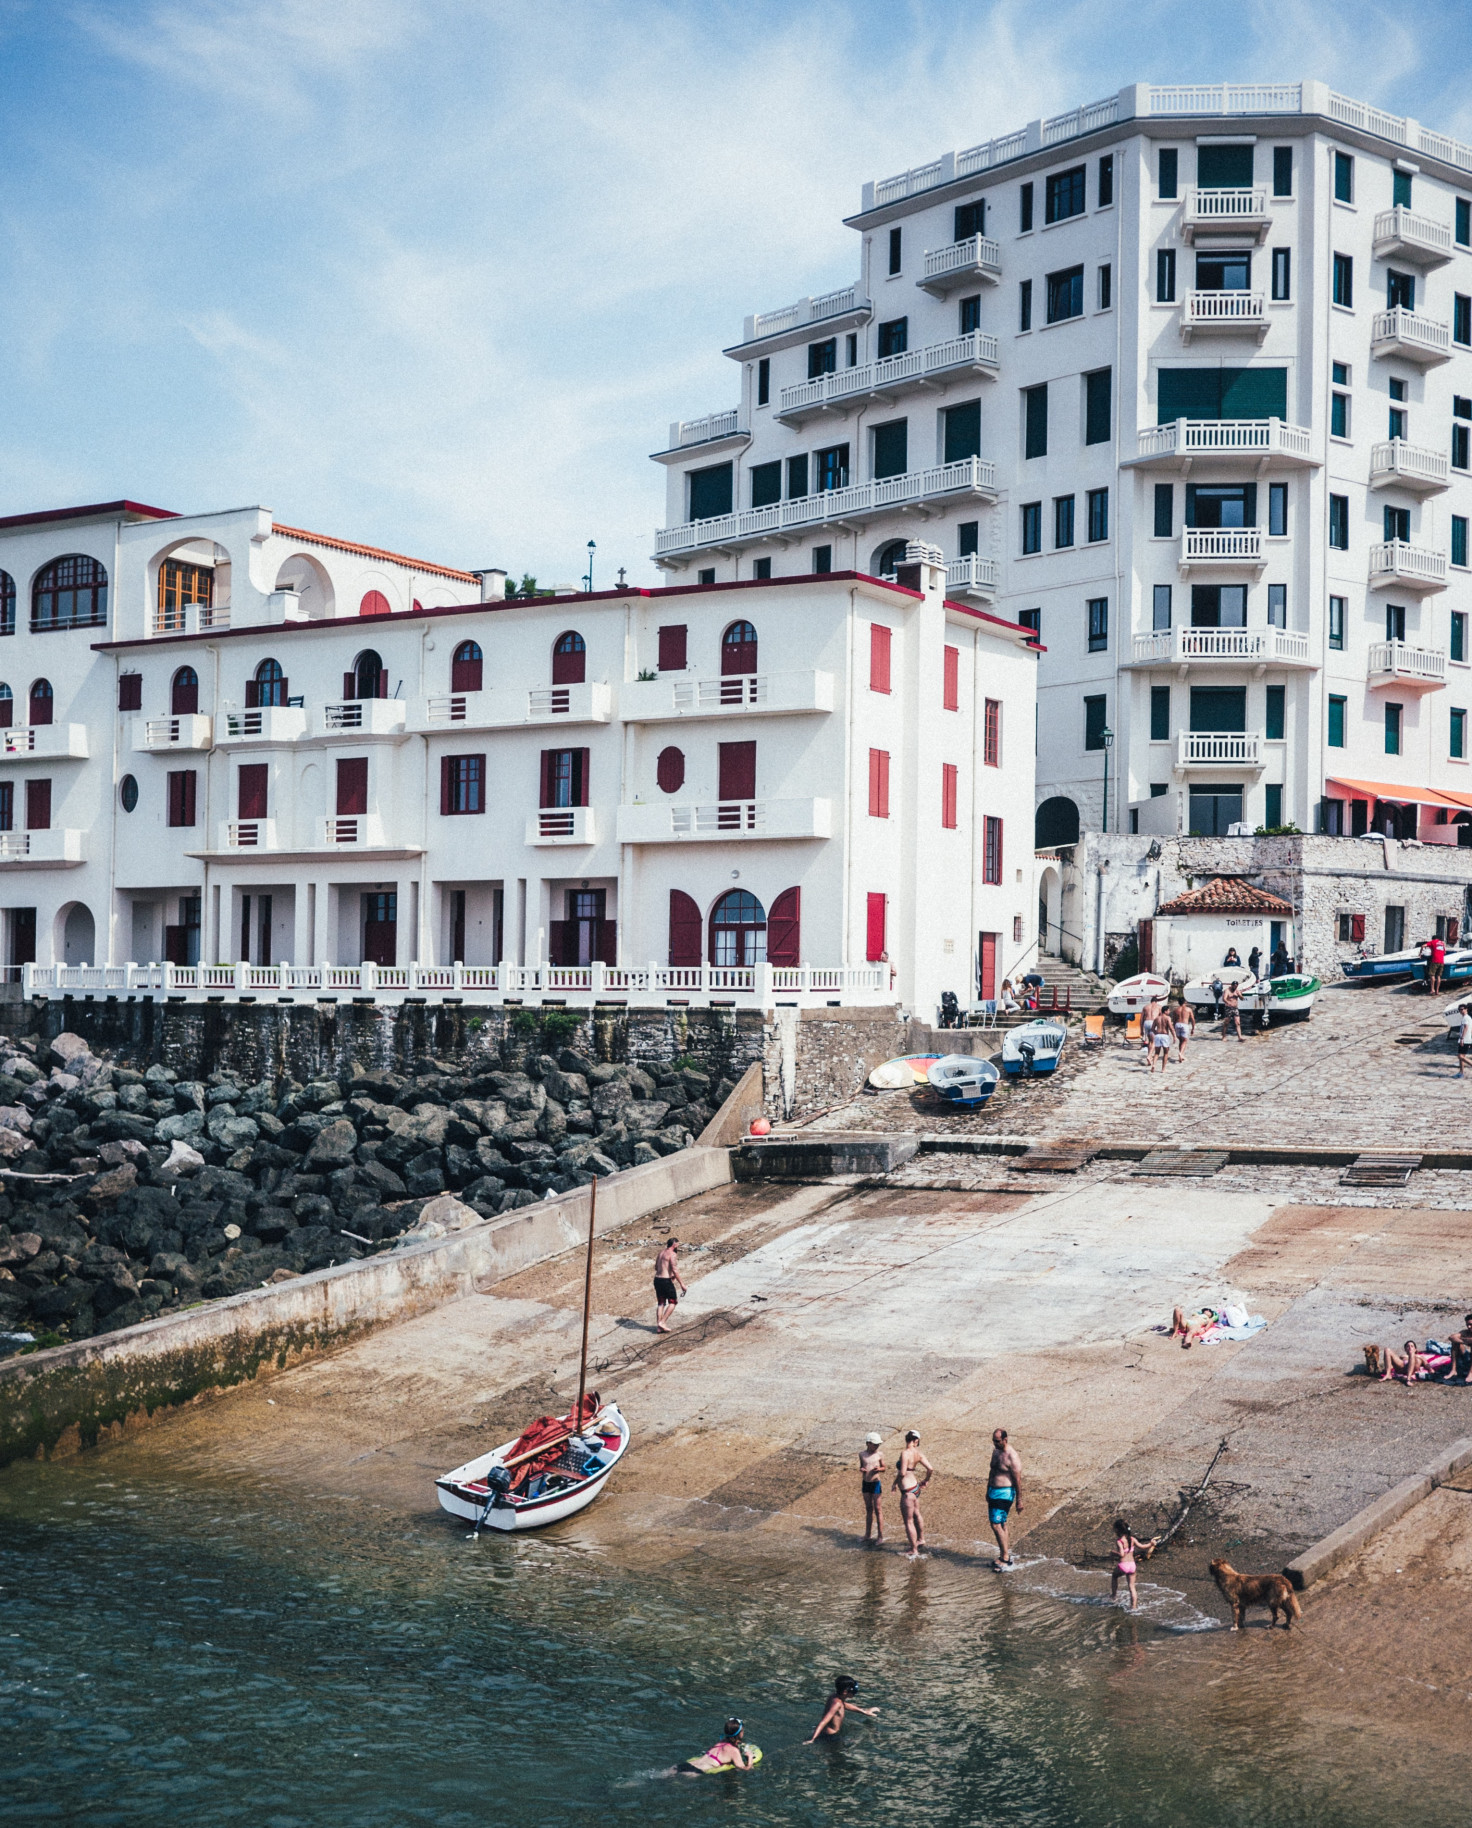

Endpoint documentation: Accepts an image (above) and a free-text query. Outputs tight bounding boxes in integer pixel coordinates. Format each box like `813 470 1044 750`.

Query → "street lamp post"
1101 725 1114 833
583 541 596 593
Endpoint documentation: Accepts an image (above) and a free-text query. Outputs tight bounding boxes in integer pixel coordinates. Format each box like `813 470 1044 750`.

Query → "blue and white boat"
1001 1018 1068 1076
1343 946 1425 980
1411 947 1472 984
927 1054 1001 1105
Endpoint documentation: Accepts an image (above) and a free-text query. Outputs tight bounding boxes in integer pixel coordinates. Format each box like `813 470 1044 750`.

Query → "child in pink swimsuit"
1111 1518 1156 1610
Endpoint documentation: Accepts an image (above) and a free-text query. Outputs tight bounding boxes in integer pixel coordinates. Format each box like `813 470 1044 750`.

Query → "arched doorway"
1035 796 1080 849
60 903 95 967
551 631 586 685
171 666 199 715
873 539 909 578
348 650 384 700
709 889 766 966
1037 866 1062 955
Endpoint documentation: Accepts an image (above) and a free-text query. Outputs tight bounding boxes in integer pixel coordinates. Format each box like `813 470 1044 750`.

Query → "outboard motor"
939 991 959 1029
1018 1039 1036 1077
483 1464 513 1507
1210 976 1224 1018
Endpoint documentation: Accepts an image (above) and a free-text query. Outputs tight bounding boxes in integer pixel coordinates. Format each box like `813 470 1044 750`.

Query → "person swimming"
806 1674 880 1743
676 1717 758 1774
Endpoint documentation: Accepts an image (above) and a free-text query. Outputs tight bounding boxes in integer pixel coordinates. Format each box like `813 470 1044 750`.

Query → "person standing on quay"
1221 978 1244 1042
653 1237 686 1333
894 1431 932 1560
986 1429 1023 1570
859 1433 886 1545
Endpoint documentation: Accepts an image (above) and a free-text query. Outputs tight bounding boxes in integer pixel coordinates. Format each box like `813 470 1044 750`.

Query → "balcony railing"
220 819 279 850
320 699 407 736
1369 440 1450 492
1133 417 1314 467
621 669 835 722
1372 206 1453 267
1180 290 1267 339
415 682 611 729
671 410 744 447
945 553 1000 598
776 330 999 423
742 285 865 347
617 797 833 843
1368 640 1447 686
526 806 597 845
218 706 308 744
154 602 230 637
1132 627 1313 667
137 715 212 752
1369 540 1448 592
322 814 389 847
918 234 1003 293
0 829 84 863
1370 307 1451 365
1180 527 1264 567
0 724 89 761
1177 731 1263 768
655 456 997 558
1182 187 1271 241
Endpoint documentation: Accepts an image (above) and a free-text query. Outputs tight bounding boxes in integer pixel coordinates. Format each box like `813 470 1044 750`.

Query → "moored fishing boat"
1411 947 1472 983
927 1054 1001 1105
436 1399 630 1531
1343 946 1424 980
1001 1017 1068 1075
1106 972 1170 1016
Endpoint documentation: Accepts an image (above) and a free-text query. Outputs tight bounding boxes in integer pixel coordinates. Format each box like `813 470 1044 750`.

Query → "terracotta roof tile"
1156 876 1294 917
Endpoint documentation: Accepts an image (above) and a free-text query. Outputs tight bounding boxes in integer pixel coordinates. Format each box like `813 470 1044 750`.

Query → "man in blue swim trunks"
986 1428 1023 1569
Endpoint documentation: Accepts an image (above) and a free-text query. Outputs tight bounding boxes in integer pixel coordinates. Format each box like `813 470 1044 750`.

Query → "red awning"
1326 776 1472 813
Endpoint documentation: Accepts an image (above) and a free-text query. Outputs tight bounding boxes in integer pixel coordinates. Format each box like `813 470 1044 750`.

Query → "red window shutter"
656 746 685 794
669 890 703 966
574 747 590 806
658 625 688 671
0 699 11 729
167 773 181 827
941 763 958 829
25 779 51 831
181 771 196 826
1450 917 1461 945
596 918 617 966
342 671 356 701
440 755 452 815
979 931 997 1000
768 887 800 966
943 645 959 711
984 698 1001 767
865 892 887 962
868 748 890 818
540 750 554 808
118 674 142 712
244 680 259 709
1138 919 1154 973
239 764 269 820
359 590 391 617
869 622 891 693
984 815 1004 884
336 757 368 815
1350 913 1366 941
548 920 570 966
718 740 756 801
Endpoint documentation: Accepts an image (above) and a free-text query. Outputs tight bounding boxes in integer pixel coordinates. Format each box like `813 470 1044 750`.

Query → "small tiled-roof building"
1155 878 1295 918
1150 876 1297 978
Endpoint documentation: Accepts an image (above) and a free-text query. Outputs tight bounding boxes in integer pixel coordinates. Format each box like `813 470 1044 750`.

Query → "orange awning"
1326 776 1472 812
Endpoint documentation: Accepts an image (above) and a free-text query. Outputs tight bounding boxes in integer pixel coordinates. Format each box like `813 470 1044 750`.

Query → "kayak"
1106 972 1170 1016
1001 1018 1067 1075
927 1054 1001 1105
868 1054 944 1089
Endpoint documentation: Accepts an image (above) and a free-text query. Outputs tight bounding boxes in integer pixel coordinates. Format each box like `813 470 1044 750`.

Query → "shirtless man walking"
653 1237 687 1333
893 1430 933 1559
986 1429 1023 1570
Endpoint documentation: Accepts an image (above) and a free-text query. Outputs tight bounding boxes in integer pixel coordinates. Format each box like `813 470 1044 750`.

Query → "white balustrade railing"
672 409 743 446
1132 628 1312 666
1368 641 1447 682
1369 440 1450 488
1135 418 1312 462
1182 289 1267 327
1369 540 1448 587
154 602 230 637
1373 206 1453 259
1181 528 1264 564
672 800 764 836
1371 307 1451 359
1177 731 1262 767
778 330 998 419
921 234 1002 284
220 706 308 742
221 819 278 850
320 698 406 733
946 553 999 594
1185 186 1269 223
748 285 861 343
141 715 212 750
322 814 387 847
1149 83 1303 114
1041 95 1119 144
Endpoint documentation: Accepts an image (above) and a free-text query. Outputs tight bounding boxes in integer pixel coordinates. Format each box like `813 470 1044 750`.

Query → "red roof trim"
271 522 476 583
945 596 1045 651
0 499 178 532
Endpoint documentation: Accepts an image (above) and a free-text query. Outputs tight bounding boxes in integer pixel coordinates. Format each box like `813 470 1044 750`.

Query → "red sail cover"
506 1392 601 1490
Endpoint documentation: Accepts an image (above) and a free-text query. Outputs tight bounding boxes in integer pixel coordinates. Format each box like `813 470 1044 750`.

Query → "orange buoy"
749 1117 771 1136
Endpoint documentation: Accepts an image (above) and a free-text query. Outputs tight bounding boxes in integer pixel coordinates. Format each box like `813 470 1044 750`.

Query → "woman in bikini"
893 1430 933 1560
1111 1518 1157 1611
806 1674 880 1743
859 1433 886 1545
676 1718 756 1775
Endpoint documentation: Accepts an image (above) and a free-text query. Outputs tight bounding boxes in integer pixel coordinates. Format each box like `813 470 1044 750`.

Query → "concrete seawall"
0 1146 731 1467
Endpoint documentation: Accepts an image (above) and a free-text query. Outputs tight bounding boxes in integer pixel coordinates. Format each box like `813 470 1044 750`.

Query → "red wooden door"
669 890 702 966
1138 919 1154 972
658 625 687 671
28 683 53 726
238 765 269 820
718 741 756 801
866 893 887 962
336 757 368 815
171 671 199 715
721 624 757 675
978 931 998 1000
768 887 800 966
25 780 50 831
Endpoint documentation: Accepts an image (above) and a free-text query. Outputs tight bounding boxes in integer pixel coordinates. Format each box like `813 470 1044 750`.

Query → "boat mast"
574 1176 597 1428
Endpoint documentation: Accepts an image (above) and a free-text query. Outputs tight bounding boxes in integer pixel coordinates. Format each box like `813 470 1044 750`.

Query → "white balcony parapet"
656 456 997 559
1368 641 1447 688
1176 731 1263 769
672 410 744 447
136 715 212 752
621 670 834 722
0 724 89 761
1372 206 1453 267
918 234 1003 293
526 806 597 845
0 829 84 865
414 683 611 730
1180 528 1264 568
777 330 999 423
617 797 832 843
740 286 866 348
154 602 230 637
219 819 280 851
525 683 613 722
322 813 389 847
1182 188 1271 242
1369 540 1448 593
945 554 1000 599
319 699 407 736
218 706 308 744
1369 440 1450 492
1370 307 1452 366
1180 289 1267 339
1132 417 1314 468
1131 628 1313 667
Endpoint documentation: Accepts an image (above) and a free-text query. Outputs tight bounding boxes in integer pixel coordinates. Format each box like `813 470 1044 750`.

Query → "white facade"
654 79 1472 875
0 502 1038 1017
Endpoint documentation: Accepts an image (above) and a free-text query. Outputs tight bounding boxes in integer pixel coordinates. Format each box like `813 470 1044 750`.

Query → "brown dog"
1210 1558 1302 1631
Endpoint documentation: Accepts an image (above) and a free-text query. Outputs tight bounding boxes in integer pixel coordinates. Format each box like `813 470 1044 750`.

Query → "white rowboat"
436 1403 630 1531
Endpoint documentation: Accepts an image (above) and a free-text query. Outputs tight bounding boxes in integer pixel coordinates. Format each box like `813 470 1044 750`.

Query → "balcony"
1372 207 1453 269
651 409 750 465
0 829 84 867
0 725 89 762
153 602 230 637
320 813 390 847
1367 640 1447 692
134 715 212 753
1369 440 1450 494
654 456 998 561
1130 627 1314 669
1369 540 1447 594
776 330 999 426
729 285 871 357
1370 308 1451 367
318 699 408 738
1176 731 1263 770
621 669 834 722
1182 187 1272 243
1180 290 1267 342
526 806 597 846
946 553 1000 601
218 819 280 851
617 797 833 843
1179 528 1264 570
414 682 612 731
217 706 308 746
918 233 1003 295
1129 417 1315 471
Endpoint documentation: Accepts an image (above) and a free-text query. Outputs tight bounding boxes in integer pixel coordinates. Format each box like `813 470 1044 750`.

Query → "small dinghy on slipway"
1182 965 1258 1014
1106 972 1170 1016
868 1054 944 1089
1001 1018 1068 1076
1244 972 1320 1019
927 1053 1001 1106
1344 946 1424 981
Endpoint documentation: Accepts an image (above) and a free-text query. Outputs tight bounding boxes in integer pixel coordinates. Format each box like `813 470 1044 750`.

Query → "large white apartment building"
0 501 1037 1016
654 79 1472 883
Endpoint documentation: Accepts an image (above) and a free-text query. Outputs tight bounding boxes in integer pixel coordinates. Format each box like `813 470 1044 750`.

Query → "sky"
2 0 1472 588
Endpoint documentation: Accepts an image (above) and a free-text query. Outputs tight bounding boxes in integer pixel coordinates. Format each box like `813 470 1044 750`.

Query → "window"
1333 360 1349 385
657 625 687 672
552 630 587 685
1020 502 1042 554
698 568 716 586
752 557 771 580
166 770 197 828
1393 168 1413 209
1186 482 1255 528
1084 694 1107 749
875 540 908 579
157 557 211 631
1054 495 1075 549
1096 154 1113 207
812 544 831 574
1150 685 1170 741
1156 366 1286 422
960 294 981 334
955 199 986 240
1455 427 1471 473
1385 702 1403 755
1197 144 1253 188
1197 249 1252 292
722 620 758 675
1454 611 1468 661
1024 383 1047 458
750 460 782 508
1087 488 1109 543
872 419 908 479
1264 784 1283 829
1190 685 1246 731
1454 517 1469 567
1018 279 1032 331
1332 253 1353 308
1329 494 1350 550
1271 247 1291 300
450 640 483 693
1156 247 1175 303
868 748 890 818
1459 198 1472 247
1386 269 1415 311
984 698 1001 766
1158 147 1178 199
1331 389 1349 438
1085 367 1111 444
441 754 485 815
1458 296 1472 346
1454 707 1467 760
118 673 142 712
1266 684 1285 741
1273 146 1293 196
1384 602 1406 645
32 555 108 632
942 646 960 711
1190 584 1247 628
958 521 979 557
869 622 892 693
1018 607 1040 638
756 357 769 406
1329 595 1346 650
787 454 808 499
248 657 286 708
1098 264 1111 310
25 780 50 832
540 747 589 808
941 763 958 830
877 317 909 359
688 462 734 522
0 571 12 636
808 339 837 380
358 589 391 618
983 816 1003 884
1269 482 1288 537
1087 597 1109 653
1046 265 1084 323
1152 584 1172 630
656 746 684 794
866 892 887 962
846 333 858 367
888 227 902 274
1045 165 1086 223
1384 505 1410 544
119 774 137 813
27 679 52 725
1153 484 1174 538
1268 583 1286 628
1019 181 1034 231
171 666 199 716
816 444 849 491
1334 151 1354 203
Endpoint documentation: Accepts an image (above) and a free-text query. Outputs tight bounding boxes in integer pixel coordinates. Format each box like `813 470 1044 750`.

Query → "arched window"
33 555 108 632
721 621 758 676
248 658 286 709
157 556 212 632
1035 796 1081 850
28 679 53 726
0 571 14 636
171 666 199 716
552 630 586 685
656 746 685 794
346 650 384 701
0 684 11 730
451 639 483 693
875 539 909 578
709 889 766 967
359 589 392 618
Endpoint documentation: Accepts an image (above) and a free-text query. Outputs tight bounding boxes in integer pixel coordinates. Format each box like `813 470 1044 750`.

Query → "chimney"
893 540 946 597
476 569 507 602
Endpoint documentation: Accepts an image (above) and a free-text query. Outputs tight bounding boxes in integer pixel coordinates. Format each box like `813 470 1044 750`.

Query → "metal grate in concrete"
1342 1152 1423 1187
1131 1149 1229 1177
1012 1137 1099 1173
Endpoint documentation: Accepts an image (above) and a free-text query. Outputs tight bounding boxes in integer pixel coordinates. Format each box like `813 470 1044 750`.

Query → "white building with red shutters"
0 501 1038 1018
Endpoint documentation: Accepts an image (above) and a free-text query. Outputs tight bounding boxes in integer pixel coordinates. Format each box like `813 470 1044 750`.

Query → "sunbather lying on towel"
1377 1339 1453 1386
1169 1302 1251 1348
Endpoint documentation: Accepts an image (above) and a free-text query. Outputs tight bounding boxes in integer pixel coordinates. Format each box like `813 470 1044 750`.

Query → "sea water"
0 1453 1458 1827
